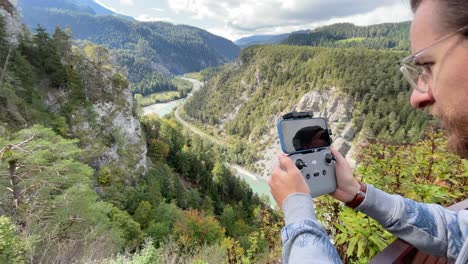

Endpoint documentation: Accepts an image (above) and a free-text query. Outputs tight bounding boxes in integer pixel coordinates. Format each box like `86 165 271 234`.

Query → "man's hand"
268 148 361 208
329 147 361 203
268 153 310 209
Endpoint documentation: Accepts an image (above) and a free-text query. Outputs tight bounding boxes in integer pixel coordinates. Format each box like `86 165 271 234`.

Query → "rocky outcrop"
46 79 147 180
0 0 22 44
254 87 357 178
1 1 147 180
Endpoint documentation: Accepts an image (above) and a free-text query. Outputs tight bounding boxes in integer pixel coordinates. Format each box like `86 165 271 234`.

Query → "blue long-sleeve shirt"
281 184 468 264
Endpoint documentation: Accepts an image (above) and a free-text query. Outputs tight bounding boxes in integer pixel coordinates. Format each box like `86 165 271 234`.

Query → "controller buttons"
325 153 333 165
296 159 307 170
313 172 320 177
306 174 311 179
322 170 327 176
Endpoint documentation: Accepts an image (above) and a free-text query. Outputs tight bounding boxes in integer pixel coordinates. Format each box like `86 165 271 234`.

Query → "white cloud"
120 0 135 6
136 14 174 23
201 1 413 41
167 0 407 30
327 1 413 26
151 8 165 12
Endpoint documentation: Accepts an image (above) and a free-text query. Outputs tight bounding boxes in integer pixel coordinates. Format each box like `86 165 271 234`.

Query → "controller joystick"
290 149 337 198
295 159 307 170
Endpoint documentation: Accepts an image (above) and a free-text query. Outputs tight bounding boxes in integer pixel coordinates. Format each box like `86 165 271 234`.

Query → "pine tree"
0 125 125 261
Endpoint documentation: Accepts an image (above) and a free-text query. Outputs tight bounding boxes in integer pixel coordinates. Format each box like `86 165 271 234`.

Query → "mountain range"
234 30 311 49
282 22 411 51
16 0 241 80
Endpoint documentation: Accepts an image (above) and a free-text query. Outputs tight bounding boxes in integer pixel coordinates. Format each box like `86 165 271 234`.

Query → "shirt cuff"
282 193 316 225
355 184 400 226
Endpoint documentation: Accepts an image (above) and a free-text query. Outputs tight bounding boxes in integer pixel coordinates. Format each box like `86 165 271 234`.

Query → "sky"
94 0 414 41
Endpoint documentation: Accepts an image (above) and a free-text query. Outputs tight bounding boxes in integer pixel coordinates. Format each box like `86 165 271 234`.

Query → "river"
142 77 203 117
142 77 275 205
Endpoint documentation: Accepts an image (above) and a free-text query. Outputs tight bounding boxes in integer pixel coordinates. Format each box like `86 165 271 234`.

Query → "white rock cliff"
254 87 358 178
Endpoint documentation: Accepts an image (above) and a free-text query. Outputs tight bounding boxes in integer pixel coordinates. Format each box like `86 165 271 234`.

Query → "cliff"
0 0 22 44
0 2 147 179
255 87 358 178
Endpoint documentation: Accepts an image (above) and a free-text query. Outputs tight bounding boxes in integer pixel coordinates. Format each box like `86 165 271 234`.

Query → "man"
268 0 468 263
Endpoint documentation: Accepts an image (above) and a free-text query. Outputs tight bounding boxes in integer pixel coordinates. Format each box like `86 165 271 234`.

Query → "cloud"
151 8 165 12
136 14 174 23
168 0 408 30
200 1 412 41
120 0 135 6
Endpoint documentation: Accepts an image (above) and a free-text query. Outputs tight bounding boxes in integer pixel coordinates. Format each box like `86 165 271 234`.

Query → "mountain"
0 3 276 263
0 3 147 177
235 30 310 49
16 0 134 20
183 45 430 175
16 0 241 79
282 22 411 51
69 0 129 17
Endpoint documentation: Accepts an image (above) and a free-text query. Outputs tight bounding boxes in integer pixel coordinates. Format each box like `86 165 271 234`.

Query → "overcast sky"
94 0 413 41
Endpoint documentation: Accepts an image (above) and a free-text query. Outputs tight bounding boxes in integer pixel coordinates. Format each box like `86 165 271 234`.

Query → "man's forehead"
410 0 444 53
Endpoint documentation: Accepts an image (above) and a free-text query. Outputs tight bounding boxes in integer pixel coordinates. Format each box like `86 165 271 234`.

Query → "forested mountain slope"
283 22 411 51
0 6 146 176
234 30 310 49
16 0 240 78
2 2 465 263
0 3 280 263
183 45 430 173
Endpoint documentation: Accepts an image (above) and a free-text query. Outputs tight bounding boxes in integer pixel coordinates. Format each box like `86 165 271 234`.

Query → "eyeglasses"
400 25 468 93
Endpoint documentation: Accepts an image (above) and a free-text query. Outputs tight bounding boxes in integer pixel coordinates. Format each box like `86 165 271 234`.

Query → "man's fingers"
278 153 297 172
271 164 283 177
329 147 346 165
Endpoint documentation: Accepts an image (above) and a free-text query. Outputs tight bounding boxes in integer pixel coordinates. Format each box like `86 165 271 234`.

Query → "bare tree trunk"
0 46 13 90
9 159 21 209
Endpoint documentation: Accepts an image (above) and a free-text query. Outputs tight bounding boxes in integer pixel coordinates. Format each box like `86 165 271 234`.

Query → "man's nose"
410 88 435 109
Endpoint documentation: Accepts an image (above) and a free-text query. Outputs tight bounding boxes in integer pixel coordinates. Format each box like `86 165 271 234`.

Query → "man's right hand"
329 147 361 203
268 153 310 209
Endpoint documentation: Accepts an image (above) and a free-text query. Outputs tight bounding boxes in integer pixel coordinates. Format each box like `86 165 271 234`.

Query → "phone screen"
279 118 332 154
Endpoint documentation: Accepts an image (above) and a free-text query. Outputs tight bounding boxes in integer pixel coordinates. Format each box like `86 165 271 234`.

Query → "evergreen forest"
0 14 281 263
282 22 411 51
16 0 241 107
0 1 467 263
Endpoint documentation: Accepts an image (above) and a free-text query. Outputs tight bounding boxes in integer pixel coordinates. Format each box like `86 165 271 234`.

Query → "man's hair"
411 0 468 36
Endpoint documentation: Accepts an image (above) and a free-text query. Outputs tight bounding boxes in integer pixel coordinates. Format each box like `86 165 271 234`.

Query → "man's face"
410 0 468 158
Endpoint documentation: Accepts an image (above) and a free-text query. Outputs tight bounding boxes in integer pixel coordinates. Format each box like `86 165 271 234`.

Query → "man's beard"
431 106 468 159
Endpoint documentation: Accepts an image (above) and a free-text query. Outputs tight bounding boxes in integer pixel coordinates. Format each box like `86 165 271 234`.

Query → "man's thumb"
278 154 297 172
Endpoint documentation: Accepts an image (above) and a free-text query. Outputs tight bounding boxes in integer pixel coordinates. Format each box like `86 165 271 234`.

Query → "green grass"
335 37 366 44
183 72 203 81
140 91 182 106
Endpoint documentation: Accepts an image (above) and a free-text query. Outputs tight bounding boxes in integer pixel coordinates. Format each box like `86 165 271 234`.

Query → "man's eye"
421 63 434 74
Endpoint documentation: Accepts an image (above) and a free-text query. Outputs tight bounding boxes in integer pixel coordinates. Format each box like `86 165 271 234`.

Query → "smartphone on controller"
277 112 337 198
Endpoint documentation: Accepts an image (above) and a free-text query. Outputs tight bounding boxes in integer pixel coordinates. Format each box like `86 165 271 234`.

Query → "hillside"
183 45 430 174
0 5 146 176
283 22 411 51
16 0 241 78
235 30 310 49
0 2 281 263
2 2 466 263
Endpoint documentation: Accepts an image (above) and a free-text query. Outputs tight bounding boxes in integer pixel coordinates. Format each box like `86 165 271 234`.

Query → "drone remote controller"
277 111 337 198
290 149 337 198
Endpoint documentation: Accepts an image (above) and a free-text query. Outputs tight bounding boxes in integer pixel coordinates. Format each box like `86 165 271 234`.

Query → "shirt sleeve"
356 184 468 260
281 193 342 264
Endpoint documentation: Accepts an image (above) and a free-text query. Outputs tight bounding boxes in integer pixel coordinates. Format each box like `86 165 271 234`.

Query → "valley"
1 0 466 263
143 77 274 204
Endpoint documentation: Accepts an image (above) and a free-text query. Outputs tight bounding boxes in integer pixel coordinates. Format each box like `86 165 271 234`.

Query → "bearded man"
268 1 468 263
